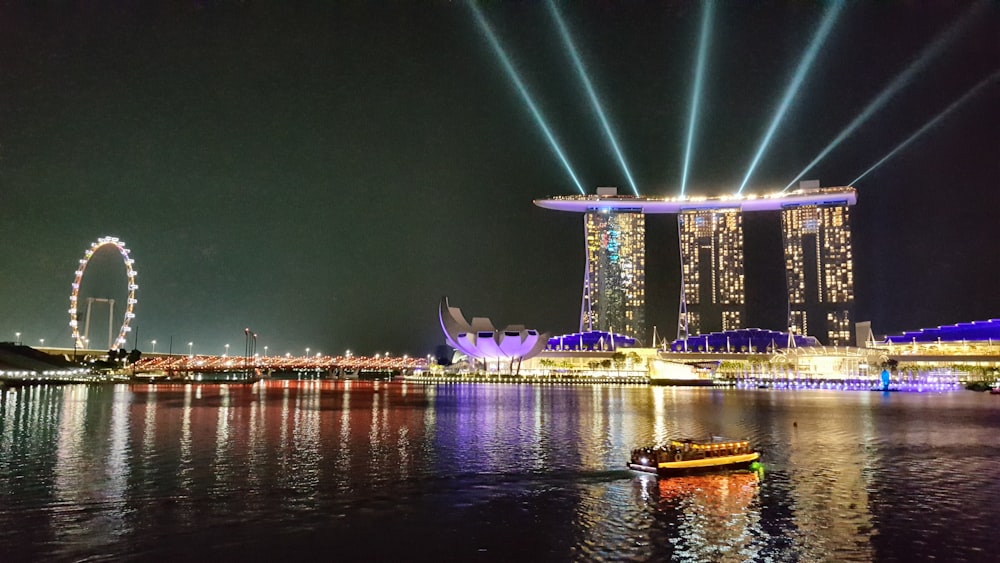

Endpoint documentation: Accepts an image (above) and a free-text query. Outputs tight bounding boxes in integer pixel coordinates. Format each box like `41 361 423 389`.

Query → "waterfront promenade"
2 342 994 392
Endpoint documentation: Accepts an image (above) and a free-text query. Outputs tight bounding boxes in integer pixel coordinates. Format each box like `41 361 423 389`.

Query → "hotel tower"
780 183 855 345
678 209 745 337
534 184 856 346
580 188 646 343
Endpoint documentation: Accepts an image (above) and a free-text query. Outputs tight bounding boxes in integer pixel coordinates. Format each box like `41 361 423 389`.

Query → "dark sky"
1 1 998 357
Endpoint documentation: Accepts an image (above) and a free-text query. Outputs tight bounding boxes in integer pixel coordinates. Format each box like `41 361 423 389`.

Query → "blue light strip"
737 1 844 194
680 0 714 197
547 0 638 196
851 69 999 186
469 2 585 194
783 2 985 192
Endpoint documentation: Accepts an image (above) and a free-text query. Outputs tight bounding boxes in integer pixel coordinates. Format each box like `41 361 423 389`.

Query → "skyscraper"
534 185 856 346
781 194 855 345
580 199 646 343
678 209 745 337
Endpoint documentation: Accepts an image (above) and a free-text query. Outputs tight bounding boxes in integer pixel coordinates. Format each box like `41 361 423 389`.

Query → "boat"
627 437 760 476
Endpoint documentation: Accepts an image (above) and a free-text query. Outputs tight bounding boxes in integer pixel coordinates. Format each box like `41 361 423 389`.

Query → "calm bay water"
1 380 998 562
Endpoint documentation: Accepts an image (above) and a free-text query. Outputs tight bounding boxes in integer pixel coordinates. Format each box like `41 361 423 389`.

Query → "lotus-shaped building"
438 297 549 367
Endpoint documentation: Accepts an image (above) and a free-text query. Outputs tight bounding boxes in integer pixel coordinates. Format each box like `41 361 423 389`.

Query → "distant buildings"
534 184 857 345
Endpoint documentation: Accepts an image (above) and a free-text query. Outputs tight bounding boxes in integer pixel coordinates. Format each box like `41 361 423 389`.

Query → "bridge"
131 354 427 375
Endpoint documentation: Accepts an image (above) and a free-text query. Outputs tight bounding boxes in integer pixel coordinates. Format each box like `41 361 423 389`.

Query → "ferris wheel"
68 236 138 350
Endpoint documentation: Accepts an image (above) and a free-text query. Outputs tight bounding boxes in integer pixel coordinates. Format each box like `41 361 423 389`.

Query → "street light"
264 345 268 357
151 340 157 354
224 343 230 357
39 338 45 347
305 347 310 357
15 332 20 345
188 342 194 357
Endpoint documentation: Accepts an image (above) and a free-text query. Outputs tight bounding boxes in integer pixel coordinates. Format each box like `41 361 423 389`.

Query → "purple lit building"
438 297 549 372
885 319 1000 345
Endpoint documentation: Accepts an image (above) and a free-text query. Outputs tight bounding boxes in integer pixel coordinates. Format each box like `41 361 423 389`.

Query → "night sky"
1 1 998 357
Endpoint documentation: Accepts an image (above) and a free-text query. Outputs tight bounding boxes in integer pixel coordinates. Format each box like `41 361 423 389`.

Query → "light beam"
548 0 639 195
784 1 986 191
680 0 714 197
851 69 999 186
469 2 585 194
737 1 844 194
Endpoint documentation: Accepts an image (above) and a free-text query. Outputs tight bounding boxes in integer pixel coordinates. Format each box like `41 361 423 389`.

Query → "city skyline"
536 185 857 347
1 2 997 356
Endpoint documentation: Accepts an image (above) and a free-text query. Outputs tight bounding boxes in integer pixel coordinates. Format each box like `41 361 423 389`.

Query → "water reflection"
648 472 763 562
1 382 999 560
784 397 875 561
180 385 193 490
335 385 351 495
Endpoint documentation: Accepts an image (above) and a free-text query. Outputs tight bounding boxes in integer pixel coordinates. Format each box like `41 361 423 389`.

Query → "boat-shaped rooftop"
534 186 856 214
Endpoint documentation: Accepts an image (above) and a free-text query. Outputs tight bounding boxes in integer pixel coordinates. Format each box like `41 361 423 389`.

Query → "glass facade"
581 209 646 344
782 204 855 345
687 311 701 337
722 310 742 331
678 209 745 336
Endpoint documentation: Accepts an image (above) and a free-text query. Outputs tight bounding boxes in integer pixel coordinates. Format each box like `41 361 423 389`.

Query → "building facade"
678 208 745 337
581 206 646 344
781 199 855 345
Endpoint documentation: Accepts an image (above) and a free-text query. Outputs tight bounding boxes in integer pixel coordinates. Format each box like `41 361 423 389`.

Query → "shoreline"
0 372 981 393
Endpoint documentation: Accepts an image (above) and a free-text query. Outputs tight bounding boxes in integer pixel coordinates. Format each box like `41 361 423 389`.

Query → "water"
1 381 997 561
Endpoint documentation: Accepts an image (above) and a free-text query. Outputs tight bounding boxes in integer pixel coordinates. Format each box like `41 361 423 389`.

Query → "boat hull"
628 452 760 476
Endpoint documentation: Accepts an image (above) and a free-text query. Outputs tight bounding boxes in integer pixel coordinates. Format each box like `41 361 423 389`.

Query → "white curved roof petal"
498 331 529 357
439 297 547 362
455 333 481 359
471 317 495 333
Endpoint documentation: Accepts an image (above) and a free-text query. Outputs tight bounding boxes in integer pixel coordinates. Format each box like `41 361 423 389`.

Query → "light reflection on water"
1 382 999 561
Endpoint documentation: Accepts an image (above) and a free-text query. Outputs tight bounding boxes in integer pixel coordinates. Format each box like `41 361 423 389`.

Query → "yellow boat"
627 437 760 476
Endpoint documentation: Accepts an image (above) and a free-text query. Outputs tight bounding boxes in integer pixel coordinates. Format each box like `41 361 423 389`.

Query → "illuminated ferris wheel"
68 236 138 350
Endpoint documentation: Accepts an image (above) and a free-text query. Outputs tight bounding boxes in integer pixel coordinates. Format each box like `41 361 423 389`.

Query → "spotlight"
738 1 844 194
784 2 986 191
548 0 639 196
469 2 585 195
851 69 999 186
680 0 714 197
